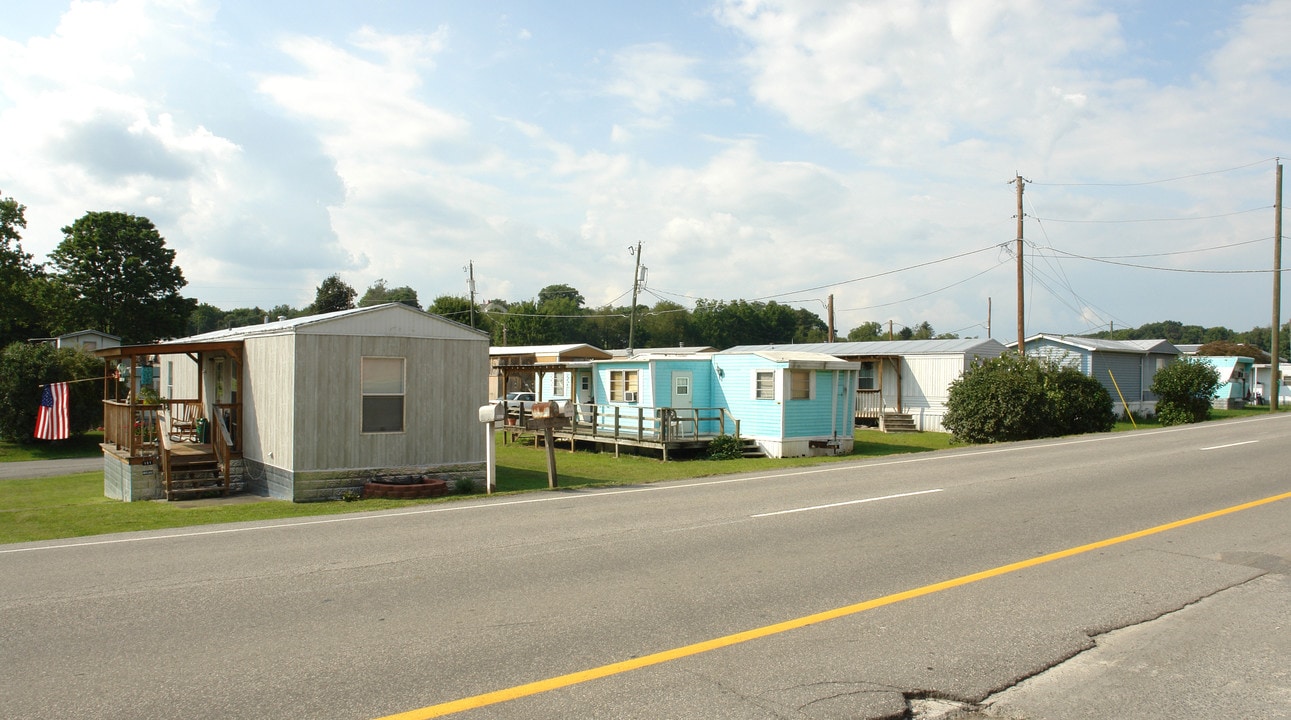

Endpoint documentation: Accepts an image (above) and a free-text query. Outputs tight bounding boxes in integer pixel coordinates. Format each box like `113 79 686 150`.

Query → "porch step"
166 460 229 500
881 413 919 433
740 440 765 458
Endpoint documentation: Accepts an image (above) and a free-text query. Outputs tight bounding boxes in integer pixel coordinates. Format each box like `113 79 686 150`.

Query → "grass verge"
0 429 953 544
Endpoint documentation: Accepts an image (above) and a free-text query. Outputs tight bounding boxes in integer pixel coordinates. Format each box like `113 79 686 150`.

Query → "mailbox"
479 403 506 423
530 401 564 419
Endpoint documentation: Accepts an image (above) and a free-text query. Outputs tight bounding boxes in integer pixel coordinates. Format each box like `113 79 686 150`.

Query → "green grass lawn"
8 406 1280 546
0 429 953 544
0 431 105 462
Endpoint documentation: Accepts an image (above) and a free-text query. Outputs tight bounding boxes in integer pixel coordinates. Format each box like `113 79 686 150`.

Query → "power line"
1044 247 1281 274
1032 205 1270 224
1030 158 1276 187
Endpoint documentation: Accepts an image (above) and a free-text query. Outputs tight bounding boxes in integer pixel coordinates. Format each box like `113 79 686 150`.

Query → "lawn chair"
168 402 200 442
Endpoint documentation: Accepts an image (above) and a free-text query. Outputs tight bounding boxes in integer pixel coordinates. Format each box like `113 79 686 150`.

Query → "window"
553 373 566 396
789 370 812 400
362 357 405 433
609 370 639 402
580 374 591 392
858 361 877 390
755 371 775 400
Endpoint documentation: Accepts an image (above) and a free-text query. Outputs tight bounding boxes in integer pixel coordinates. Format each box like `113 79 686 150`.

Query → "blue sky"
1 0 1288 340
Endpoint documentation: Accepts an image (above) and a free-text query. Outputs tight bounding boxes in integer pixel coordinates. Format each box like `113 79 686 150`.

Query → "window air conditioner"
623 391 638 402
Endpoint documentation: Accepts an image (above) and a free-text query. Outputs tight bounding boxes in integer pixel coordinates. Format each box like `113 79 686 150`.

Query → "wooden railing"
103 401 161 458
567 405 739 443
856 390 883 419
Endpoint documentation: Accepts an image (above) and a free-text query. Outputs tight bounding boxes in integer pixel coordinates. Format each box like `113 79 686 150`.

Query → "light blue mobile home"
1195 355 1255 409
580 351 858 458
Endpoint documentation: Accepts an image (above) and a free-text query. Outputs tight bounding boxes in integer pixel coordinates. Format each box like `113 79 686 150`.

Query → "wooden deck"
505 404 744 460
103 400 241 500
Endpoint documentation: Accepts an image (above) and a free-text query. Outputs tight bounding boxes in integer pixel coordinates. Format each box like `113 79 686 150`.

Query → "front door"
672 371 693 409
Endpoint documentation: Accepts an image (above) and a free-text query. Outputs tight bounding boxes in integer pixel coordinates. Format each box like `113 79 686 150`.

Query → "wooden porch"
102 399 243 500
96 338 247 501
505 404 750 460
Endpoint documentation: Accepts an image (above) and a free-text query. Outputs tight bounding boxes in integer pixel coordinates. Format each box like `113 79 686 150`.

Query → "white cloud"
605 42 709 115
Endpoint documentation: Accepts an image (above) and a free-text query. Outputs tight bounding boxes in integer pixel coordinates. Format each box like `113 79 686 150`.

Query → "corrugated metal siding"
245 334 296 470
1092 352 1142 404
290 334 487 472
1030 342 1086 371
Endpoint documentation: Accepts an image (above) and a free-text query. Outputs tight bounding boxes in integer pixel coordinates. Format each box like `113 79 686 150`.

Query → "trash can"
196 417 209 443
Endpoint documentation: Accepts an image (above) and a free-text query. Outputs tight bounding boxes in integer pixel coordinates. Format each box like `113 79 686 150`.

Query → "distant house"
33 329 121 352
1252 362 1291 404
489 343 612 403
1011 335 1181 414
1195 355 1256 409
97 304 489 502
726 339 1009 433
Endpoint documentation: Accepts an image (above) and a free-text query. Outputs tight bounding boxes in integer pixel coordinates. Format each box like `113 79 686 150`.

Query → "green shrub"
0 342 104 443
454 477 479 495
1150 357 1220 426
707 434 743 460
943 353 1115 444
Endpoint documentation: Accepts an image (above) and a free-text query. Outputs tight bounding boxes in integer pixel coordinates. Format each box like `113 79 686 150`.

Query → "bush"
943 353 1115 444
0 342 104 443
1150 357 1220 426
707 434 743 460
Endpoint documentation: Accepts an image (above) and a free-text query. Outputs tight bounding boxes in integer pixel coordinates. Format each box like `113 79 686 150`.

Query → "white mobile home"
726 339 1008 433
99 304 489 502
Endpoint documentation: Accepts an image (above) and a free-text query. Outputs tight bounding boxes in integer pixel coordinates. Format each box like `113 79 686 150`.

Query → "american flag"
34 382 69 440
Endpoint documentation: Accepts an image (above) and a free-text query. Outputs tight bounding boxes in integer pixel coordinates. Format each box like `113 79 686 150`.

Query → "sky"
1 0 1288 342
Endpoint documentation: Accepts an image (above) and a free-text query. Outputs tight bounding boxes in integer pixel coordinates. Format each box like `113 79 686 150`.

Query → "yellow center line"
376 489 1291 720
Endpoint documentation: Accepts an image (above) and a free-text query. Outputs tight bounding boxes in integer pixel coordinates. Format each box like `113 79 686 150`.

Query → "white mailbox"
479 403 506 423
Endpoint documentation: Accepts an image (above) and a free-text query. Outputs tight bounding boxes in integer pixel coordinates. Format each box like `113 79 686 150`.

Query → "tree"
942 353 1114 444
1150 357 1220 426
847 322 884 342
427 294 483 329
1196 340 1270 364
187 302 225 335
537 284 585 308
48 212 194 343
0 195 46 346
0 342 103 443
359 279 420 309
310 274 356 314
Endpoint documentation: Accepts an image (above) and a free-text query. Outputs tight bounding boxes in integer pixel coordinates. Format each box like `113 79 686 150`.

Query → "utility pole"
468 261 477 329
987 297 992 338
628 242 642 355
888 320 894 341
1012 174 1027 355
827 294 835 342
1273 159 1284 411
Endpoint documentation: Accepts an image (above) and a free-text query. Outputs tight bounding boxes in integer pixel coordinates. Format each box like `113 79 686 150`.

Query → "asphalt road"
2 416 1289 719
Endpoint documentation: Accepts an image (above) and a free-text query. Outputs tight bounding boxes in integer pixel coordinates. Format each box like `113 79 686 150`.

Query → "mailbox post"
478 403 506 493
526 401 570 489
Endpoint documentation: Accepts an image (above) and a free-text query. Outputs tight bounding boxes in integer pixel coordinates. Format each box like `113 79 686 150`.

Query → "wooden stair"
740 439 765 458
880 413 919 433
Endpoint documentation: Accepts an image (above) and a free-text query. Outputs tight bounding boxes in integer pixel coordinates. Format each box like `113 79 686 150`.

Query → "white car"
496 391 537 412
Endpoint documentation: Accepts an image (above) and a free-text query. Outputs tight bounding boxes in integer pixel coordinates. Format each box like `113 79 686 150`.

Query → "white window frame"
754 370 776 400
788 369 815 400
553 373 566 397
361 356 406 434
609 370 639 402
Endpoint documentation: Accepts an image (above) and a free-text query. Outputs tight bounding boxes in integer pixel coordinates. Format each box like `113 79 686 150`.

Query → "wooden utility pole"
1273 160 1284 411
1013 175 1026 354
987 297 992 338
465 260 477 329
628 242 642 355
827 294 835 342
